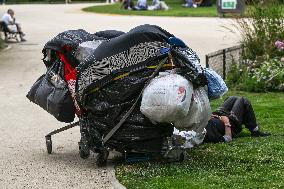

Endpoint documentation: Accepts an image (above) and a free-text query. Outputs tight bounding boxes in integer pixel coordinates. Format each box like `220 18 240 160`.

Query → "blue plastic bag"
204 68 228 99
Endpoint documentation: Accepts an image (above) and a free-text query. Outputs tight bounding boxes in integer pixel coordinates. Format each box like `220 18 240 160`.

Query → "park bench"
0 21 20 42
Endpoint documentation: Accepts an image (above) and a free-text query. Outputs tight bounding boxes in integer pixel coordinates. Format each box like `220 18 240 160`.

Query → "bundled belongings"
27 24 214 165
26 60 76 123
76 24 210 163
140 73 211 152
174 87 212 131
27 29 102 122
27 29 119 122
204 68 228 100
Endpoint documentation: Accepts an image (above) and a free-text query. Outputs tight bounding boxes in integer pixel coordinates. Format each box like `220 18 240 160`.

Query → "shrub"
235 0 284 62
226 0 284 92
225 62 259 92
226 59 284 92
251 58 284 91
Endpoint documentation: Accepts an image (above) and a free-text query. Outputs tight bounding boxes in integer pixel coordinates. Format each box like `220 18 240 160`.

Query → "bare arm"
221 116 232 142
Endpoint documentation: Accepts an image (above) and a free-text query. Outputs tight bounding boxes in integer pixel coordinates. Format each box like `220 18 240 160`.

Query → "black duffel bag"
26 61 76 123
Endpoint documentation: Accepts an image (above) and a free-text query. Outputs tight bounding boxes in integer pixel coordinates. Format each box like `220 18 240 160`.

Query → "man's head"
7 9 14 16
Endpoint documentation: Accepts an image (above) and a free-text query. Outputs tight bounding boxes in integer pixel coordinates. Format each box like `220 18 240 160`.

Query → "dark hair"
7 9 14 14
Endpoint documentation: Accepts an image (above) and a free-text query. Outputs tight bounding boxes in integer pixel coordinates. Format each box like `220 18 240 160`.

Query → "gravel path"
0 4 239 188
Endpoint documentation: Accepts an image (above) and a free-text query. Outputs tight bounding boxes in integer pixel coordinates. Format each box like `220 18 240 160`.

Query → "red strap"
58 51 82 116
58 52 76 81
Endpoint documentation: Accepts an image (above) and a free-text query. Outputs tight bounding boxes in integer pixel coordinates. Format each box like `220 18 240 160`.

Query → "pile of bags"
26 24 228 163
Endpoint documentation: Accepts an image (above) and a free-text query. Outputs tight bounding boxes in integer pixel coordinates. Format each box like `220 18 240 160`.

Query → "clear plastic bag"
174 87 212 132
173 127 206 149
140 73 193 123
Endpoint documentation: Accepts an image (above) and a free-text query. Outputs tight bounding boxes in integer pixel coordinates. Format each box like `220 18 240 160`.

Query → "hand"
223 135 232 142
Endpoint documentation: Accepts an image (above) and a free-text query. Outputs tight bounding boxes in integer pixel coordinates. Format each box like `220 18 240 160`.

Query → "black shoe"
251 130 271 137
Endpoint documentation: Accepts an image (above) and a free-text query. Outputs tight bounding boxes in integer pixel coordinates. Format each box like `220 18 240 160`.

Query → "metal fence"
205 45 244 79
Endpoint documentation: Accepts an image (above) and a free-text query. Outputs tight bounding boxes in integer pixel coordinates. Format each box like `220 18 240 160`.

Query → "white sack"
174 87 212 132
140 73 193 123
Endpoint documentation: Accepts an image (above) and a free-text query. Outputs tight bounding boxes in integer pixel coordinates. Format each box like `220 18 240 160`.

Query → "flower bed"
225 1 284 92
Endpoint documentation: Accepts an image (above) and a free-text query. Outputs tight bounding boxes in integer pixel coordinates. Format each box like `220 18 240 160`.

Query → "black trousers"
218 96 258 134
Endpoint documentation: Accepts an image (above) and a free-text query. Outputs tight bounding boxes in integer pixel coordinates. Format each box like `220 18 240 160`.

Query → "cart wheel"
78 142 90 159
96 149 109 167
45 136 52 154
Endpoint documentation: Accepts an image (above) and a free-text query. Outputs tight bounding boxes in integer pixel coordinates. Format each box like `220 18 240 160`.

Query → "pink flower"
275 40 284 50
281 57 284 63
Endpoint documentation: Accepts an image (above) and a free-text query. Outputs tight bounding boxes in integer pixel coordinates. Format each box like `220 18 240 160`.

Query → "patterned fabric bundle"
27 25 210 159
76 25 207 105
75 24 208 154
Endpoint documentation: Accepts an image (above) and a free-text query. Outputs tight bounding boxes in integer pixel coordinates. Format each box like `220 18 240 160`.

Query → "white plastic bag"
140 73 193 123
7 24 17 33
173 127 207 149
174 87 212 132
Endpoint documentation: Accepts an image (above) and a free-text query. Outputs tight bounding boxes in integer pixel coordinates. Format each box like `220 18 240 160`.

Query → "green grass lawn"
83 2 284 17
115 91 284 189
83 0 219 17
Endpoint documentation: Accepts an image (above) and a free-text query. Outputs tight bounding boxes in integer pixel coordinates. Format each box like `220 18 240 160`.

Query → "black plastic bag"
83 67 173 153
26 62 76 123
42 29 105 68
94 30 125 39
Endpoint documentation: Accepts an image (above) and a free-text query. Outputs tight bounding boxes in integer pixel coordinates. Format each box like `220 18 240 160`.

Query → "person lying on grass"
204 96 271 143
